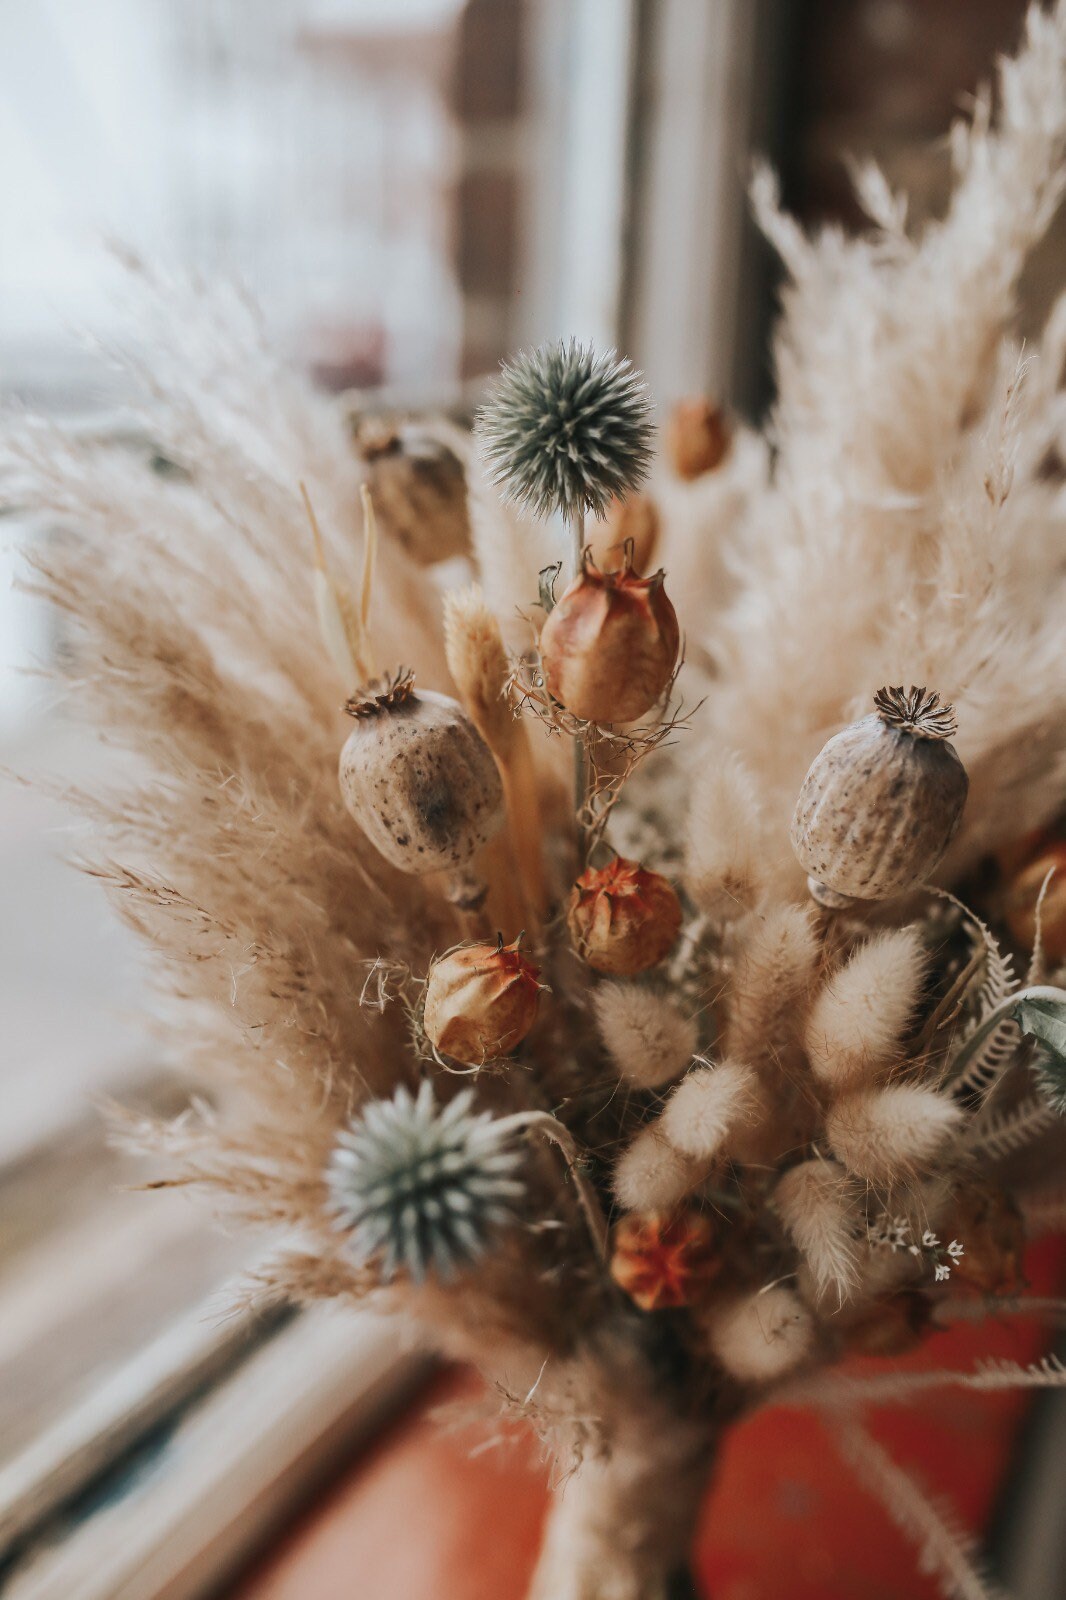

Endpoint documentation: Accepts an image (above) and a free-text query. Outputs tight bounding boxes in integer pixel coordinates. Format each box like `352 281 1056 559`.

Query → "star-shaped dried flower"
609 1209 719 1311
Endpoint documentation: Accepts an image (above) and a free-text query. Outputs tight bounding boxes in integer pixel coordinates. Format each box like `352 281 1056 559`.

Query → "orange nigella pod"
423 936 543 1065
666 397 732 480
943 1184 1026 1296
1003 841 1066 965
539 556 680 725
588 492 660 577
568 856 682 976
610 1210 719 1312
841 1290 932 1357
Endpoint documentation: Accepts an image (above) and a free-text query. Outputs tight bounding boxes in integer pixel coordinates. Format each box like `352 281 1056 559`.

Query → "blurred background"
2 4 1064 1598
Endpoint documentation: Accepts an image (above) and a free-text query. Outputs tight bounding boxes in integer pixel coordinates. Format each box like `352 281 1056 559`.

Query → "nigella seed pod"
790 686 969 901
339 668 504 875
568 856 682 975
357 421 470 566
539 556 680 725
609 1210 719 1312
666 397 732 480
424 936 543 1065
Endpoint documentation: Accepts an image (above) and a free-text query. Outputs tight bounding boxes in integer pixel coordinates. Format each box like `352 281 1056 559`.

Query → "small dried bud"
539 557 680 724
568 856 682 975
840 1290 932 1357
1003 843 1066 964
609 1209 719 1311
941 1184 1025 1296
423 937 543 1065
666 397 732 480
588 492 660 575
357 421 470 566
339 669 504 875
790 686 969 901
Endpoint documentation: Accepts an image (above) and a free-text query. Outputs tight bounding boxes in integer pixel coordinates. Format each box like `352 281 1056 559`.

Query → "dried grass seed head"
475 339 655 522
327 1081 525 1282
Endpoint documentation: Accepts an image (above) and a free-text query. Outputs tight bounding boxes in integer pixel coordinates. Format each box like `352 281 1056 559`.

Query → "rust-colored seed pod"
666 397 732 480
423 937 543 1065
842 1290 932 1357
609 1209 719 1312
588 492 660 576
790 686 969 902
539 557 680 725
568 856 682 975
942 1184 1025 1296
1003 842 1066 964
339 669 503 875
357 421 470 566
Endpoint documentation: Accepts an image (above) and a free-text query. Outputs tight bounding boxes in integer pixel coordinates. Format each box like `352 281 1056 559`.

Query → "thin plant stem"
568 504 589 857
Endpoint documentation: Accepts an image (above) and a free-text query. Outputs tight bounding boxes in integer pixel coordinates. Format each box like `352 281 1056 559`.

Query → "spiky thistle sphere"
475 339 655 521
327 1081 525 1282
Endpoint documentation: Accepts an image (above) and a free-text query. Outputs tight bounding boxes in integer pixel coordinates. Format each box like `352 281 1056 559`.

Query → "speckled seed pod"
567 856 682 975
666 397 732 480
357 421 470 566
609 1209 719 1312
339 669 503 875
423 937 543 1065
539 557 680 725
790 686 969 901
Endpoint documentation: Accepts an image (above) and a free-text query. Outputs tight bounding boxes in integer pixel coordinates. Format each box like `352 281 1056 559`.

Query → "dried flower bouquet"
9 7 1066 1597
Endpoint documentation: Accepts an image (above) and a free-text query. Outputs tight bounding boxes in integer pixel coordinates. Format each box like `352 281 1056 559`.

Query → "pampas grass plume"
703 1286 814 1384
774 1158 860 1306
685 753 767 919
827 1085 964 1185
591 982 697 1089
657 1059 758 1161
612 1125 704 1212
805 928 927 1091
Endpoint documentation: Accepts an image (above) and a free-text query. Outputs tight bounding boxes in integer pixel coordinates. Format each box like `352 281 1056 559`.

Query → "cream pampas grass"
10 11 1066 1598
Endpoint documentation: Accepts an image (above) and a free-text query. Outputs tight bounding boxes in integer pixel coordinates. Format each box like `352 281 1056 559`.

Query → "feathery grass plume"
724 903 821 1063
831 1417 1005 1600
774 1158 861 1306
443 582 547 917
328 1082 525 1282
702 1287 815 1384
475 339 655 523
591 981 697 1089
657 1059 759 1161
684 752 768 919
804 927 927 1091
827 1085 964 1185
612 1125 706 1213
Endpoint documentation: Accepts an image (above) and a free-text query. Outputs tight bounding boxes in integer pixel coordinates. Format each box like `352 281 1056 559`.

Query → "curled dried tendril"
873 685 958 740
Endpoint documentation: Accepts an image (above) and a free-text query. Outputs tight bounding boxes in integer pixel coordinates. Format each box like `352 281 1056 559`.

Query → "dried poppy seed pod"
357 421 470 566
539 555 680 725
790 686 968 901
666 397 732 480
568 856 682 975
609 1209 719 1312
423 936 543 1065
339 669 503 875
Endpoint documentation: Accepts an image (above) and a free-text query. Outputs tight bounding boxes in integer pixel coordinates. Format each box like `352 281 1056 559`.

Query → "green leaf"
1013 995 1066 1113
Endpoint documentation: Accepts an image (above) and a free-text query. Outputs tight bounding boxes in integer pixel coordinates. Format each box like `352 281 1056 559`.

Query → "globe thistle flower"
475 339 655 523
327 1081 525 1282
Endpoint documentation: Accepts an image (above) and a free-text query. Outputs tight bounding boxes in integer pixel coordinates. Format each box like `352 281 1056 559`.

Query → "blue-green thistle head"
475 339 655 522
327 1081 524 1282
